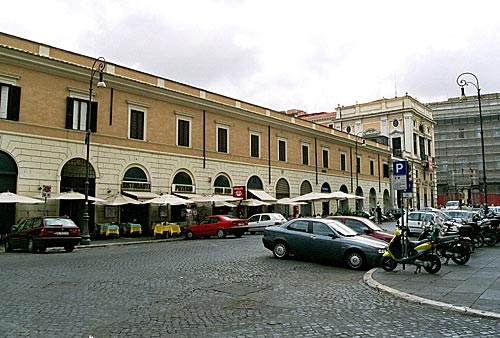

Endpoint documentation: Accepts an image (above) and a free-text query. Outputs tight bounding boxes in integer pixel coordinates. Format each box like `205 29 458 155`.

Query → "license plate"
55 232 69 236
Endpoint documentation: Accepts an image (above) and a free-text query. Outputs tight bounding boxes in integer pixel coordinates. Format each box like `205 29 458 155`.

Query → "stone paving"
1 236 500 337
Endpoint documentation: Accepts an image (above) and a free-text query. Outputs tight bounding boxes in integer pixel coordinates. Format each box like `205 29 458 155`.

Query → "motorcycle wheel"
380 256 397 271
460 238 474 253
473 234 484 248
451 245 470 265
423 254 441 274
483 232 497 247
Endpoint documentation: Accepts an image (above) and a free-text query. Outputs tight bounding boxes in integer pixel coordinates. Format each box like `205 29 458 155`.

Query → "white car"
247 213 287 234
445 201 460 210
406 211 444 235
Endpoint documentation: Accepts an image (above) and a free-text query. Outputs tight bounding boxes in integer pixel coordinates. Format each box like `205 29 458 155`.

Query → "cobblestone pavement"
1 236 499 338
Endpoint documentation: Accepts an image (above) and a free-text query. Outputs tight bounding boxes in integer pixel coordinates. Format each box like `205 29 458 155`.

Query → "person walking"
375 204 383 224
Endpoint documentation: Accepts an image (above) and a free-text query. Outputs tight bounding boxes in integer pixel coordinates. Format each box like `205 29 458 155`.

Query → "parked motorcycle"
418 225 470 265
380 226 441 274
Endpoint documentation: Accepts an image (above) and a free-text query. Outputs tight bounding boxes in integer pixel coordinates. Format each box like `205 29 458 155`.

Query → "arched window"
124 167 148 182
275 178 290 199
214 175 231 195
247 176 263 190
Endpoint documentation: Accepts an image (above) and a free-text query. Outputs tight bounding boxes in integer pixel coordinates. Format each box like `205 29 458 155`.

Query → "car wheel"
216 229 225 239
5 239 13 252
28 238 37 253
273 241 289 259
345 250 365 270
380 256 397 271
64 245 74 253
186 231 194 239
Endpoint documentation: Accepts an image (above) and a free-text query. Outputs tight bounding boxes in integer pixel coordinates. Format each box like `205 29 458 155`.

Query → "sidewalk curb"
364 268 500 320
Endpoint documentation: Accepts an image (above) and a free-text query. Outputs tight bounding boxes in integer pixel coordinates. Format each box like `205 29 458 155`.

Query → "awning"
122 191 159 201
248 189 277 203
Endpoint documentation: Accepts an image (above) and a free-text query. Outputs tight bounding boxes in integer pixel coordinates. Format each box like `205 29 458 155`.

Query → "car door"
309 221 341 261
284 219 310 257
9 219 27 249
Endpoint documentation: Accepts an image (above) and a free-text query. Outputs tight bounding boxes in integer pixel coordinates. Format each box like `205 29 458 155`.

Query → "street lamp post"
456 72 487 212
354 131 365 210
82 57 106 245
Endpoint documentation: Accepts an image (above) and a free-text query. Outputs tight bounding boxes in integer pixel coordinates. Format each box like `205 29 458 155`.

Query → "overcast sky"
2 0 500 113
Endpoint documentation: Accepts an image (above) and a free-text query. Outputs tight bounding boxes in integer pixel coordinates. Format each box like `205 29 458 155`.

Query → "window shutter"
137 111 144 139
90 101 98 133
65 98 74 129
7 85 21 121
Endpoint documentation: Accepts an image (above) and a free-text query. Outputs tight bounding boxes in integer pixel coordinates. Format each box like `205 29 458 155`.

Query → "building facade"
0 33 391 235
300 95 437 211
428 93 500 207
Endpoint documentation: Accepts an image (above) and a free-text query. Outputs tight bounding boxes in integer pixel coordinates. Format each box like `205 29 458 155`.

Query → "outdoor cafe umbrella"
49 190 106 202
0 191 43 204
98 193 141 206
276 197 307 205
141 194 193 205
241 198 270 207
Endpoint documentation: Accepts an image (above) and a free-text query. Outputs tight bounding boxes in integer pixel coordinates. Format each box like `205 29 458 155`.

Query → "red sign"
233 186 245 199
428 156 433 171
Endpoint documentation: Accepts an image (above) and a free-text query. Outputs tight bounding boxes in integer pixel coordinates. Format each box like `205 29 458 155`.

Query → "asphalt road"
1 235 499 338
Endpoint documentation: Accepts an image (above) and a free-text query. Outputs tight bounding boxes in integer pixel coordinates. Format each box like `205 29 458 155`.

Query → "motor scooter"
418 224 470 265
380 225 441 274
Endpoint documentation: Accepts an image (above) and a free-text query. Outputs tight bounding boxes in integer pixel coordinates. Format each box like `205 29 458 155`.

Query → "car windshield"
325 220 358 237
362 218 383 231
45 218 76 226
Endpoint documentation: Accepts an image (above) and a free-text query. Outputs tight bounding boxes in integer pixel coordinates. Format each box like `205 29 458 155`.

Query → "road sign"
392 161 408 190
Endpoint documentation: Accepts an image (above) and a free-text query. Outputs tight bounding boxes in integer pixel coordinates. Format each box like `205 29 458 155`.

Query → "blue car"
262 218 386 270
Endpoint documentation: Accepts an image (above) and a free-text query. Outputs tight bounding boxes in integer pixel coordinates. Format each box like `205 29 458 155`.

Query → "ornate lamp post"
82 57 106 245
456 72 487 212
354 131 365 210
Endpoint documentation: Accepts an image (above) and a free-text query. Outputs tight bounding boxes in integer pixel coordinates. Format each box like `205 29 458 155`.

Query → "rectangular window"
383 163 389 178
302 144 309 165
413 133 418 155
66 97 97 132
356 156 361 174
0 83 21 121
322 149 329 168
392 137 402 157
278 139 286 162
340 153 346 171
427 139 432 157
217 126 228 153
250 133 260 157
129 109 145 140
370 159 375 176
177 118 191 147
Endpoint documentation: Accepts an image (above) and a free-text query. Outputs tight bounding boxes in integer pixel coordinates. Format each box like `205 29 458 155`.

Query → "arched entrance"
60 158 95 231
121 166 151 231
339 184 349 213
383 189 390 212
355 186 364 211
275 178 290 217
321 182 331 216
171 171 195 222
0 151 17 234
299 180 313 216
213 174 233 215
246 175 265 216
369 188 377 211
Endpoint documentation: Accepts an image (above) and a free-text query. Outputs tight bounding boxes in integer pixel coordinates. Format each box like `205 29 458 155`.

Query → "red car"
327 216 394 242
185 215 248 239
4 216 81 253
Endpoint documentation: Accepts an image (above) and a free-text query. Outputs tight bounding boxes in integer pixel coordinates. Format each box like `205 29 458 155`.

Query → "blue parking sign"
393 161 407 176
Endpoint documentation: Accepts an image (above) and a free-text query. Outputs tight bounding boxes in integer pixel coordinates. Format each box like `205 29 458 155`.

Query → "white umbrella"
214 201 238 208
142 194 193 205
276 197 307 205
49 190 105 202
291 192 332 202
191 194 242 203
241 198 270 207
98 193 141 206
0 191 44 204
327 191 365 200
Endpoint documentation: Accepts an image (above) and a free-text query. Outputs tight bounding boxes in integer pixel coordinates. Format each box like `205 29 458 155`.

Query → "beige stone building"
300 96 437 210
0 33 391 235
